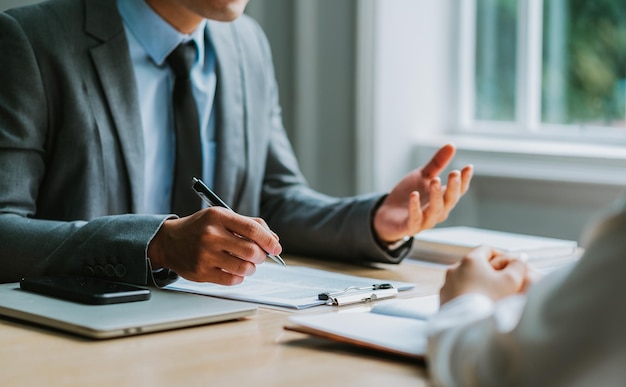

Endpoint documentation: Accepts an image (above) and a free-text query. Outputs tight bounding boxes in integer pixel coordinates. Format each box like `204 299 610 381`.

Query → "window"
356 0 626 192
461 0 626 140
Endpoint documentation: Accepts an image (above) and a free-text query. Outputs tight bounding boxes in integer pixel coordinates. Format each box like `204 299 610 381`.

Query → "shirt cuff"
427 293 494 335
425 294 494 387
146 259 179 288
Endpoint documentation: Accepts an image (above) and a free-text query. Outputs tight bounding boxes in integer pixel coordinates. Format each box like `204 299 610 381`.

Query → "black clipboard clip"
317 284 398 306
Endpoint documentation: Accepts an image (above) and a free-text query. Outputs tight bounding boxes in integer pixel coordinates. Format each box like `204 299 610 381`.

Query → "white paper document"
165 264 415 309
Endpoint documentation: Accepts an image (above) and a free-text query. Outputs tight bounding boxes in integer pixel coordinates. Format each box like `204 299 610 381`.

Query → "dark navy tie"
166 42 202 216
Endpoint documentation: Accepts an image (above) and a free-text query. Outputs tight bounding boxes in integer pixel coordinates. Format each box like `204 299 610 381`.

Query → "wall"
465 177 625 240
244 0 296 154
247 0 358 197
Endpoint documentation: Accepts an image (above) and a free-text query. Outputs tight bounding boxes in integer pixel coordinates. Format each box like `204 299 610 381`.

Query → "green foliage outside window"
544 0 626 127
475 0 625 128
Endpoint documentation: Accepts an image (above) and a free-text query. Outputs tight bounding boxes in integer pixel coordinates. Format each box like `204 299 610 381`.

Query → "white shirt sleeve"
426 293 526 387
425 208 626 387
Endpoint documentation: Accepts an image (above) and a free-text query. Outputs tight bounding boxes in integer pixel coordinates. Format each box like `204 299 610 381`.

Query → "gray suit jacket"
0 0 404 284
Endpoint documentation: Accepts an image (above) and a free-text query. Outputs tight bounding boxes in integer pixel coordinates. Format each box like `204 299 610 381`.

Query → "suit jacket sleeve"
229 17 406 265
0 5 167 285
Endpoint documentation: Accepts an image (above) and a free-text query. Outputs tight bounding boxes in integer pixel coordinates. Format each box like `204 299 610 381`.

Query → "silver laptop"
0 282 256 339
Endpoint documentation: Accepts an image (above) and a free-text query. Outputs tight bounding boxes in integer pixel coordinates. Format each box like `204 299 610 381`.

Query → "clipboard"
166 265 415 309
317 284 398 306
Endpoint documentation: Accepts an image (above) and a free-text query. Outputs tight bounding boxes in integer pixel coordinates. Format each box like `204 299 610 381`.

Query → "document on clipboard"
164 264 415 309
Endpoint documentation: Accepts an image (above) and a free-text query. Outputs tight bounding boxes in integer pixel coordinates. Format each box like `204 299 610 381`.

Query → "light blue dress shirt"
117 0 217 214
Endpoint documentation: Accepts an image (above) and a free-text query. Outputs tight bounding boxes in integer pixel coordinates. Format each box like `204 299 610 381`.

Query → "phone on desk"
20 276 151 305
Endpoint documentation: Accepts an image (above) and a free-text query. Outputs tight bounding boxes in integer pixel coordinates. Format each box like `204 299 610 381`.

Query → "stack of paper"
409 226 578 264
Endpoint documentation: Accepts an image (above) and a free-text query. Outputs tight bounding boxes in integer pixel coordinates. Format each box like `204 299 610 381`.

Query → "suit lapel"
81 1 249 213
84 0 144 212
207 21 248 209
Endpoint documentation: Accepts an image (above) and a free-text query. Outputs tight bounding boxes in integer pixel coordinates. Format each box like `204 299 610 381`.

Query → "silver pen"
191 177 287 267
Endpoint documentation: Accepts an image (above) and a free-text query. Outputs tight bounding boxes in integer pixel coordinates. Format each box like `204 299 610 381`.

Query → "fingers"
441 165 472 210
212 251 258 277
464 245 498 265
443 170 461 213
460 164 474 194
419 167 469 231
468 246 528 293
419 170 461 230
489 251 512 270
421 178 444 229
439 245 495 305
404 191 423 236
218 234 269 266
499 259 528 292
489 256 508 271
210 270 245 286
490 251 528 268
441 246 529 303
421 143 456 179
374 144 473 240
221 211 282 257
420 143 473 193
192 267 246 286
151 209 283 286
253 217 280 241
183 247 261 286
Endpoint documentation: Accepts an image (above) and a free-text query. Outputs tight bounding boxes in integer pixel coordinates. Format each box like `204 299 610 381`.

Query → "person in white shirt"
426 198 626 387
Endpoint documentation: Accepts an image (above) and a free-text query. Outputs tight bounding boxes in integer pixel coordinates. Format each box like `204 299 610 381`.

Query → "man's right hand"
147 207 282 285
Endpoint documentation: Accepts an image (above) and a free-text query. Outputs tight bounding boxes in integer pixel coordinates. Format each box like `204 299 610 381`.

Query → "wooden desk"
0 257 445 387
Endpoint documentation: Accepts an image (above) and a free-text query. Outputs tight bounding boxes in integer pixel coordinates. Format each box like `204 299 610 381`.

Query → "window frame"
457 0 626 145
354 0 626 193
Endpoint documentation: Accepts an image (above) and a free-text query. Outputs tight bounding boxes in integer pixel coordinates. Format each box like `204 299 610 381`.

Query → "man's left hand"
373 143 473 245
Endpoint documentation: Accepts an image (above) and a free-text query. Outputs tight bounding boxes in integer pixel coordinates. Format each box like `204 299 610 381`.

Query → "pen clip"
193 190 213 207
192 177 231 210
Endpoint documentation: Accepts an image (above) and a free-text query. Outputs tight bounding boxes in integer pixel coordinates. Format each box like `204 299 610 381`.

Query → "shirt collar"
117 0 207 67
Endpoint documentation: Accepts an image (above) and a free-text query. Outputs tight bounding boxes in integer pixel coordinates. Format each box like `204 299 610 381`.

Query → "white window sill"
414 134 626 186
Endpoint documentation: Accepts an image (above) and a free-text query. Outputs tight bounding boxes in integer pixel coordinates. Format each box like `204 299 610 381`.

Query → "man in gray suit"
0 0 473 286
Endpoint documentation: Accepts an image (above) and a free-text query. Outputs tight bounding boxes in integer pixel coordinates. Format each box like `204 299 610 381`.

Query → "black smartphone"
19 276 151 305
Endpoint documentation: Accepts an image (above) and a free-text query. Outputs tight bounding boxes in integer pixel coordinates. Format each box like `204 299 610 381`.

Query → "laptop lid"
0 282 256 339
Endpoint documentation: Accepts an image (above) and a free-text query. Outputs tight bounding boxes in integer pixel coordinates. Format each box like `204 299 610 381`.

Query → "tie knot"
167 42 197 78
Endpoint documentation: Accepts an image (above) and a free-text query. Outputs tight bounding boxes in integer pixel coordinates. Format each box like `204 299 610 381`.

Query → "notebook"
285 295 440 359
0 282 256 339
